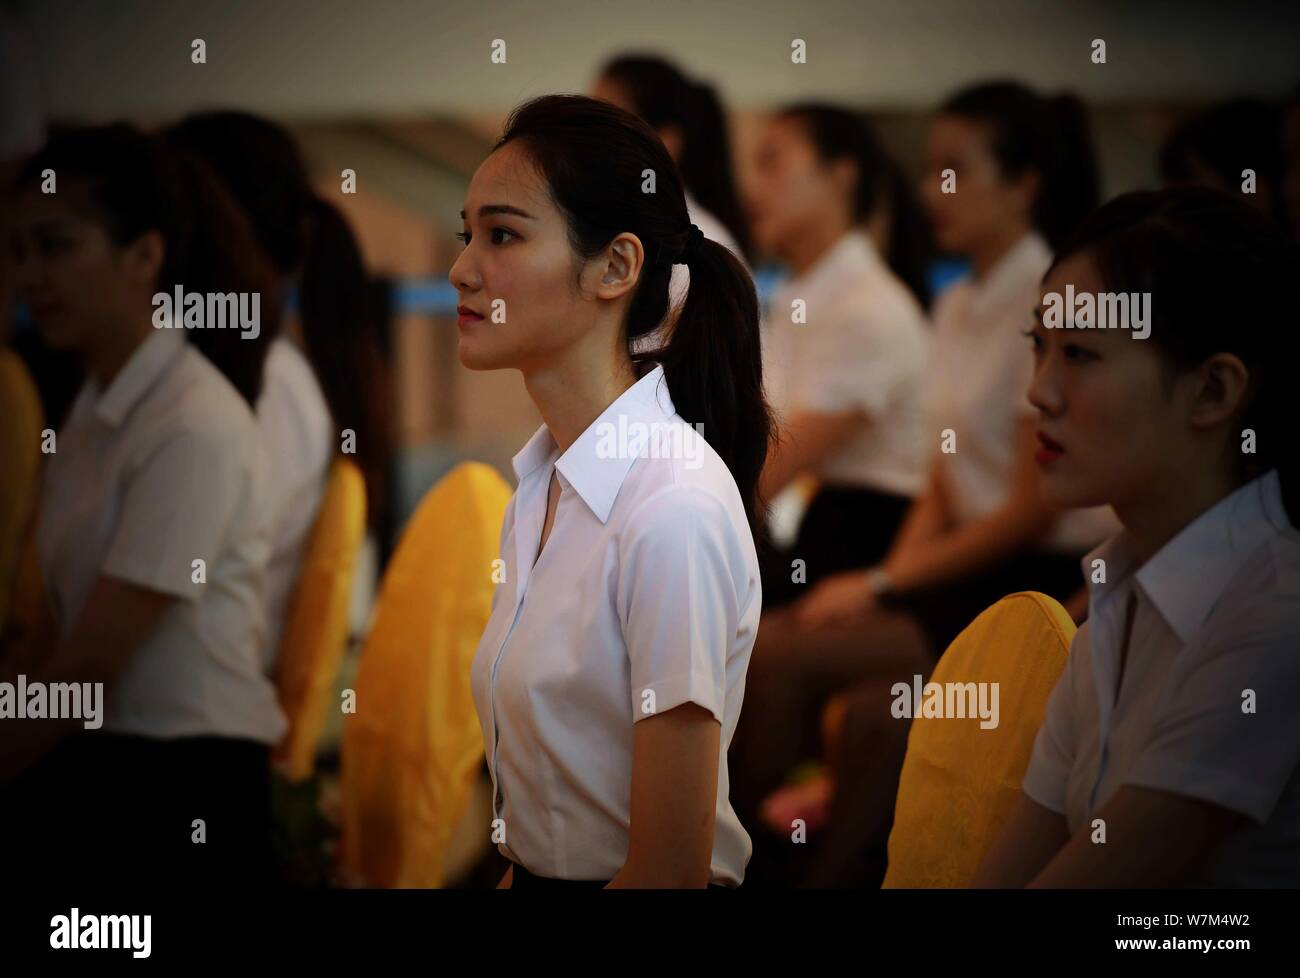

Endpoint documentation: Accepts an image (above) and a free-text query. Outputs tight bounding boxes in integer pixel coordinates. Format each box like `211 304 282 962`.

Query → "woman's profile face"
449 140 604 372
10 184 139 354
747 115 848 260
920 114 1033 256
1027 251 1193 513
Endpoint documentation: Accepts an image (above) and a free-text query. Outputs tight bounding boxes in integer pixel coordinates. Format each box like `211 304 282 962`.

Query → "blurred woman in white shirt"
452 95 774 888
0 124 286 887
731 83 1117 884
746 104 934 608
166 112 391 673
592 53 754 335
976 188 1299 888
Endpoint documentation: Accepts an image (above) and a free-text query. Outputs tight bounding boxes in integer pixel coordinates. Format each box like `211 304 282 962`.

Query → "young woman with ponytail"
1 123 286 886
729 81 1118 886
747 103 933 610
977 187 1300 887
165 111 391 672
452 94 773 888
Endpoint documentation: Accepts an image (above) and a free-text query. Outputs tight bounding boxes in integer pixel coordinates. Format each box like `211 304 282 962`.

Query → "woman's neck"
783 213 854 279
86 318 153 390
969 221 1032 280
523 342 639 456
1114 463 1245 568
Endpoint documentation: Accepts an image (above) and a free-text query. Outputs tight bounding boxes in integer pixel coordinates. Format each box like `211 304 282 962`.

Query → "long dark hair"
1050 187 1300 522
600 55 754 264
1159 98 1289 232
165 111 390 528
779 103 934 309
16 123 278 406
942 81 1100 250
496 94 774 534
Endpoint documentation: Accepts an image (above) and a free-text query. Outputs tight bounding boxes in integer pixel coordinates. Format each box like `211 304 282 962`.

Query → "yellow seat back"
883 591 1075 888
273 458 367 782
0 350 44 634
340 461 511 887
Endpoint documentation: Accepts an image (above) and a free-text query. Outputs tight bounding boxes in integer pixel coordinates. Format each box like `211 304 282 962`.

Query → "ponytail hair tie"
674 223 705 265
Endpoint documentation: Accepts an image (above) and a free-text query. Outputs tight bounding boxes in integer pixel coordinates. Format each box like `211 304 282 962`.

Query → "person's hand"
794 570 875 629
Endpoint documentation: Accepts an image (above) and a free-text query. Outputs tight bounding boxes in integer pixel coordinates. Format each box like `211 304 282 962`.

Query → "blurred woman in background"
747 104 933 608
731 81 1117 887
594 53 753 266
0 124 285 886
978 188 1299 887
166 112 391 674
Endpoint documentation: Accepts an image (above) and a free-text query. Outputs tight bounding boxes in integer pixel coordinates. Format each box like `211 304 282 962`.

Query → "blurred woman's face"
748 115 850 259
590 74 635 116
1027 252 1195 513
920 114 1033 256
449 140 608 372
9 184 142 354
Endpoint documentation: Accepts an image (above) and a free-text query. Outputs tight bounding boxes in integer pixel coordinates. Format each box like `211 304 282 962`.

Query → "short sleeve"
618 486 742 725
1125 593 1300 824
102 425 254 600
1020 630 1085 813
795 309 906 419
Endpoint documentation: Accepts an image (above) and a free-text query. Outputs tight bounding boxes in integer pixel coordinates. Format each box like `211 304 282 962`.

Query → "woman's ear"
1188 352 1251 430
123 229 166 290
590 232 645 301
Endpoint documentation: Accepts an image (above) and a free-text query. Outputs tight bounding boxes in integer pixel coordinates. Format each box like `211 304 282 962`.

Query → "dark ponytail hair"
165 111 390 529
779 103 934 308
497 94 773 534
1050 186 1300 523
16 123 278 406
599 54 754 263
942 81 1099 250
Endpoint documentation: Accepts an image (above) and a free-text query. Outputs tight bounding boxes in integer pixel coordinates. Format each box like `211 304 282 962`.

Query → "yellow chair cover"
273 457 367 782
0 350 44 635
883 591 1076 888
340 461 512 888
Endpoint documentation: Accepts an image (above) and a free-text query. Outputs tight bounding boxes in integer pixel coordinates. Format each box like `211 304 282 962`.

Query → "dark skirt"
760 484 913 610
885 547 1086 658
510 861 734 889
2 731 275 887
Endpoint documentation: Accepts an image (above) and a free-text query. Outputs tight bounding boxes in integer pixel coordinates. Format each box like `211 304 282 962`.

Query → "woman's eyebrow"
459 204 537 220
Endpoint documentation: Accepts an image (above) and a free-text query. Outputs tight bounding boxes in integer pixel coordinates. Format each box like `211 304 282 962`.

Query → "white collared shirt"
256 336 333 673
1022 470 1300 886
925 231 1118 551
765 230 931 496
37 327 287 744
471 363 761 885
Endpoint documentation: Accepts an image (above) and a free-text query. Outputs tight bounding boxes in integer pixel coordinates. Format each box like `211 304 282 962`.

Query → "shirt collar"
88 327 187 429
1081 469 1290 644
510 363 676 524
968 230 1051 317
778 230 880 304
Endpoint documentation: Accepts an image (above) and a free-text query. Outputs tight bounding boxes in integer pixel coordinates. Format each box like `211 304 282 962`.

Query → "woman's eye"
455 230 470 245
490 227 515 245
1021 328 1043 353
1064 344 1097 362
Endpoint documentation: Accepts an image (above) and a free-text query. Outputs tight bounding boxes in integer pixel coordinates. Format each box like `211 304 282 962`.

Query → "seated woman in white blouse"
0 125 287 887
451 94 774 888
976 189 1300 888
748 104 934 608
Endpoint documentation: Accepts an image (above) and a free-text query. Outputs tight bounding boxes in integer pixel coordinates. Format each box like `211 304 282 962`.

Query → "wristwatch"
865 566 894 599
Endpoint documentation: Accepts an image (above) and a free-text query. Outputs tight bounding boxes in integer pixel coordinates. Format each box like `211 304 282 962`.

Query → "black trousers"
760 484 913 610
2 731 275 889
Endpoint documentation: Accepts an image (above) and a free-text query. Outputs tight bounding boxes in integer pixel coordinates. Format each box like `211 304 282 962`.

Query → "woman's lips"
1035 431 1065 465
457 304 484 327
